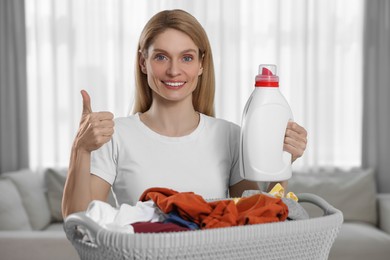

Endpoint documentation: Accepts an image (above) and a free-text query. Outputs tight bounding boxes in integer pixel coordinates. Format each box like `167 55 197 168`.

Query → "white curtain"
25 0 364 171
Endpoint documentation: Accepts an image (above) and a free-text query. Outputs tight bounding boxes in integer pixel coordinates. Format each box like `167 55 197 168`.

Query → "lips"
162 81 186 89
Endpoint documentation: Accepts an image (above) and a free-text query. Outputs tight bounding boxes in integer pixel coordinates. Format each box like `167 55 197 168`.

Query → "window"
25 0 363 170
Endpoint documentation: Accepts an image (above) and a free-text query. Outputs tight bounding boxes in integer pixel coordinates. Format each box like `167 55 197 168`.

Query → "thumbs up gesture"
75 90 115 152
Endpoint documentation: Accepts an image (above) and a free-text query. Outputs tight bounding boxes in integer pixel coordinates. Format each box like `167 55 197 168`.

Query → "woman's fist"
74 90 114 152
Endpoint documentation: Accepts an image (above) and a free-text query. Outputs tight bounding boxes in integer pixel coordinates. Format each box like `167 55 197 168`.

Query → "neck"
140 98 200 137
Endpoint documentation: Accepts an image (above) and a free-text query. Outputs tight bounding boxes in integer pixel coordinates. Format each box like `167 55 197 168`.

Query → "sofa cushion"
0 178 32 230
3 169 51 230
44 168 118 222
288 168 377 225
328 222 390 260
378 194 390 234
45 168 67 222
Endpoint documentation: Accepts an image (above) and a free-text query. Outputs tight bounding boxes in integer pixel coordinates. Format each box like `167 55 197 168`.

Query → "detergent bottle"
239 64 293 182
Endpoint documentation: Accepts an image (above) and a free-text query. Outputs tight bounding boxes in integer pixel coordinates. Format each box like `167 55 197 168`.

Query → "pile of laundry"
85 186 308 234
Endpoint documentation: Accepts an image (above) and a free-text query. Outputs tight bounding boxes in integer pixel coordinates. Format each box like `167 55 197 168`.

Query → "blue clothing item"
164 211 199 230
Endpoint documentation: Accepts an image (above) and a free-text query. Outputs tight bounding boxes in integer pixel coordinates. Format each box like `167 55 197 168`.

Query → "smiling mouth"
162 81 186 88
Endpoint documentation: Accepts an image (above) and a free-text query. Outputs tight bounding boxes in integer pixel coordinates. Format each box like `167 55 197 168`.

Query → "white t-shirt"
91 113 243 205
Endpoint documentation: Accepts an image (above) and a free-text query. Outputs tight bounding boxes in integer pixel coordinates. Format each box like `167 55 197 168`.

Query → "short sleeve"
228 123 244 186
90 136 118 185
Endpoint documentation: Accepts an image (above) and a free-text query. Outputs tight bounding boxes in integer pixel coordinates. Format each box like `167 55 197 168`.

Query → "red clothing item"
139 187 288 229
132 222 190 233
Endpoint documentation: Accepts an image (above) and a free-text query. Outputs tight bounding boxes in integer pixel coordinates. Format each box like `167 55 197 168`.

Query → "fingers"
89 111 114 121
76 90 115 152
284 122 308 162
85 125 114 138
287 121 307 138
84 112 115 133
81 90 93 115
283 140 305 161
287 122 307 140
86 112 115 134
77 112 115 152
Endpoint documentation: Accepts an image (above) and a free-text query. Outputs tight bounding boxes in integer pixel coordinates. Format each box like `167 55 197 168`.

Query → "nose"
166 60 181 76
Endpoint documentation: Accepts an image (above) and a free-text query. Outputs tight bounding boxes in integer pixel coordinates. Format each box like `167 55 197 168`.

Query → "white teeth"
164 81 185 87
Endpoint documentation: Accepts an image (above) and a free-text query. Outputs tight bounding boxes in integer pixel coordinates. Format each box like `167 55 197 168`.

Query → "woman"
62 9 307 217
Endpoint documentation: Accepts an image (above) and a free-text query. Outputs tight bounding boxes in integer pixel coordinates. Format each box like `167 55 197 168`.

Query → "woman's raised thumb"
81 90 92 115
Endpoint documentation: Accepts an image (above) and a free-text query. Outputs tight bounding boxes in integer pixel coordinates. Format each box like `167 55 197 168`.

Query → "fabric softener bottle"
239 64 293 182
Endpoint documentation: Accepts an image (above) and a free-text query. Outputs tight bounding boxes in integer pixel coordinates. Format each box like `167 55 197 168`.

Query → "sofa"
287 168 390 260
0 168 79 260
1 167 389 260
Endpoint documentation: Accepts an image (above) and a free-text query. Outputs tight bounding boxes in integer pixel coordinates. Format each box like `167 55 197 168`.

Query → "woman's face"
141 28 203 105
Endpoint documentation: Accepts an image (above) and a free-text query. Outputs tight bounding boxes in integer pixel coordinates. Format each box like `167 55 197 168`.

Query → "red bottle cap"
255 64 279 87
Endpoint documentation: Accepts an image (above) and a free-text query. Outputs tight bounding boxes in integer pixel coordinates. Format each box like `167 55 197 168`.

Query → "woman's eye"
154 54 167 61
183 56 193 62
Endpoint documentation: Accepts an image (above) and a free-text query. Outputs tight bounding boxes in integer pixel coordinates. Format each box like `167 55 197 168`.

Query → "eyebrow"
151 48 198 55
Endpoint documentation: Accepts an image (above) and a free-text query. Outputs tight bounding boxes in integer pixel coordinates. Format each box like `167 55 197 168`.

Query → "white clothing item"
85 200 165 234
86 200 119 228
85 200 133 234
114 200 166 226
91 113 244 205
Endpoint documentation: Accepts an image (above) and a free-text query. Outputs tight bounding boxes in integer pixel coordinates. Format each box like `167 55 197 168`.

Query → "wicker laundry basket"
64 193 343 260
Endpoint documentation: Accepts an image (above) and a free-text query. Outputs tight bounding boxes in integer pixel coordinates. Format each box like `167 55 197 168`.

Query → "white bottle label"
240 100 293 181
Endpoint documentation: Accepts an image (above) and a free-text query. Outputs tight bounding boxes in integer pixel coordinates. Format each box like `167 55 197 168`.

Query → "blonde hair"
133 9 215 117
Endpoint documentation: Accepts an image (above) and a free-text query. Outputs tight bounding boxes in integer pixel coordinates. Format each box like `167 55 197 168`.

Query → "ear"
198 53 204 76
139 52 147 74
198 66 203 76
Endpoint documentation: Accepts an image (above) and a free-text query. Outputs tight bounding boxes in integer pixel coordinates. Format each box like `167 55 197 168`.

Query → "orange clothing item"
236 193 288 225
139 187 288 229
140 187 213 225
202 200 238 229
